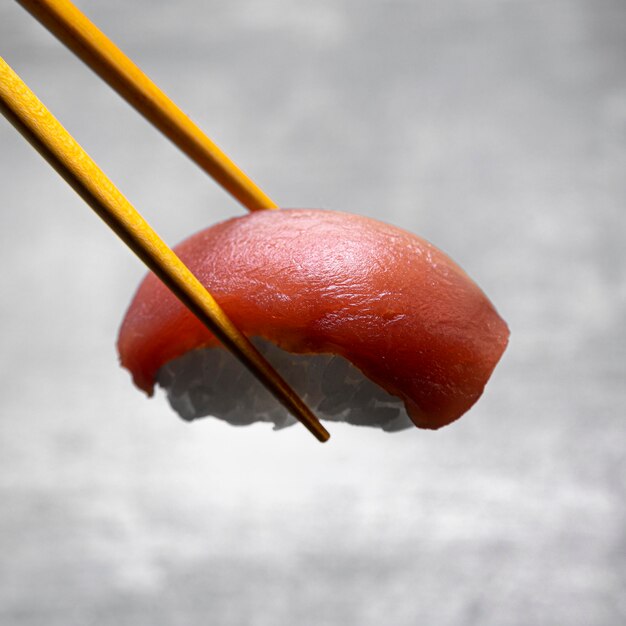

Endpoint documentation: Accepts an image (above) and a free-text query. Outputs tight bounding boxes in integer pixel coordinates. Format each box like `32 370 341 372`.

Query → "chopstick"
0 58 329 443
16 0 277 213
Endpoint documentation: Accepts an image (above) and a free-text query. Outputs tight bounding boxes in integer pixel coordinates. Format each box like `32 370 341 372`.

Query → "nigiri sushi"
118 209 509 431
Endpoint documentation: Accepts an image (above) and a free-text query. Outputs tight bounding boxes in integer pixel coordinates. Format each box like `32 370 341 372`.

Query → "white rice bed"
157 337 413 432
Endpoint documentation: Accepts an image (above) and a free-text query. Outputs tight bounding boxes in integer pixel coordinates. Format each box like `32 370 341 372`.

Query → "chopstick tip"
314 424 331 443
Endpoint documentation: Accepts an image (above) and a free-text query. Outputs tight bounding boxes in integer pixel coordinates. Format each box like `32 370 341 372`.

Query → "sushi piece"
118 209 509 431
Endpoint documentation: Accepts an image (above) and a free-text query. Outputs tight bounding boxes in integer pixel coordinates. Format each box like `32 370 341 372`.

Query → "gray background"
1 0 625 624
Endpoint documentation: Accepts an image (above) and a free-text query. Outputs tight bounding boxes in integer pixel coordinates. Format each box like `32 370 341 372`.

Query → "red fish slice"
118 209 509 430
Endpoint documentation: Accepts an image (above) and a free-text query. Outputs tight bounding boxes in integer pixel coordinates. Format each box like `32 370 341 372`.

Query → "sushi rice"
157 338 413 432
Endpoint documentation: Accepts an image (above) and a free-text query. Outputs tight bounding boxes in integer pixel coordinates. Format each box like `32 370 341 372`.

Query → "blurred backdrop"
0 1 625 624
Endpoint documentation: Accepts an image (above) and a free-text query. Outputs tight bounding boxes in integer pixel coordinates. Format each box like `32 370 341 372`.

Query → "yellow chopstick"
16 0 278 213
0 58 329 443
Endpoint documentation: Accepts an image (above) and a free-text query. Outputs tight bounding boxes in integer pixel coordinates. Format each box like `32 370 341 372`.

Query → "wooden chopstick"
0 58 329 443
16 0 278 213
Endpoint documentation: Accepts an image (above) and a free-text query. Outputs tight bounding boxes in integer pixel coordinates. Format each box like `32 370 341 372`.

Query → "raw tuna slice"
118 209 509 430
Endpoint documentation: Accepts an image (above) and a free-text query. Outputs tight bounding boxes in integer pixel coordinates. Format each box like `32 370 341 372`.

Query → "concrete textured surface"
0 1 625 624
